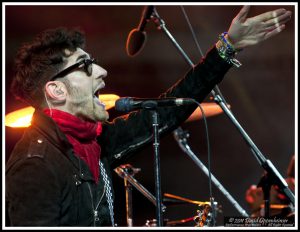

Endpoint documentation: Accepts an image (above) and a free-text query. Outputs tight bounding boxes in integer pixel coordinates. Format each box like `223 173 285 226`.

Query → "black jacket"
5 47 231 226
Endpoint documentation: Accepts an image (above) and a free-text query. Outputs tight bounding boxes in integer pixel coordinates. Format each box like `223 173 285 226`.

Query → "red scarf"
44 109 102 183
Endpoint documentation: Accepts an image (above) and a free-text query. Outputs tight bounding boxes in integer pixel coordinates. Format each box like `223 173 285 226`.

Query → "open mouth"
93 89 106 109
93 81 105 97
94 89 101 98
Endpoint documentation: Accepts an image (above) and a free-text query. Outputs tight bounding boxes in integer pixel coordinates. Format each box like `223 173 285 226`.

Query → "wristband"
216 32 242 68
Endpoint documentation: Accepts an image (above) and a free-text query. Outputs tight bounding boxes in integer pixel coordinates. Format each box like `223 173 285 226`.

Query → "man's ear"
44 81 67 103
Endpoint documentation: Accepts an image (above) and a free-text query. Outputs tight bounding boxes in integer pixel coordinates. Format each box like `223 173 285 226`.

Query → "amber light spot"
5 106 35 128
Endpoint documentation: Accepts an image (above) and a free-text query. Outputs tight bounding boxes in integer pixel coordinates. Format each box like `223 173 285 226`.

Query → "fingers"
260 10 291 38
263 10 292 27
235 5 251 22
264 24 286 40
255 8 289 22
262 11 291 33
264 24 285 33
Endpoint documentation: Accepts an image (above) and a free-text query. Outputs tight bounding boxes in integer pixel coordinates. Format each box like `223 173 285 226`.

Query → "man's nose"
95 65 108 79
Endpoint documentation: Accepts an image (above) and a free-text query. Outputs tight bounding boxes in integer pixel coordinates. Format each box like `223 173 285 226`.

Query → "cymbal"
166 217 194 226
186 102 230 123
260 204 290 209
5 94 120 128
164 193 210 206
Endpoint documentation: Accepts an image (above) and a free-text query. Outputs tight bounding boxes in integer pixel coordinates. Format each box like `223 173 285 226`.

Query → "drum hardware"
114 164 166 227
116 165 224 227
194 203 212 227
193 201 221 227
145 217 194 227
173 127 249 218
144 219 169 227
115 164 140 227
163 193 221 227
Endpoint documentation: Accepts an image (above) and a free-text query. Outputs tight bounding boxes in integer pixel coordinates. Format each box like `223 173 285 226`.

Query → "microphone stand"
151 109 164 226
213 95 295 208
150 6 295 216
136 100 164 226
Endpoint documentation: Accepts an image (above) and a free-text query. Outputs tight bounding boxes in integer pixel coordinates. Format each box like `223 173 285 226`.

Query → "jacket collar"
30 109 94 182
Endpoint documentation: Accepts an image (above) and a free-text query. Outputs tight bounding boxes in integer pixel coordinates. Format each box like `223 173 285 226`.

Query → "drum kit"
144 196 217 227
115 163 220 227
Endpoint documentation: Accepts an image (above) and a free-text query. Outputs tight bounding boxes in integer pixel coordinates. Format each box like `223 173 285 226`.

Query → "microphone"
115 97 195 112
126 6 155 57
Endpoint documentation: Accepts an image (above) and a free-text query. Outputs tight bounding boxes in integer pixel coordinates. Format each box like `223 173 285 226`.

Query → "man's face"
61 48 109 122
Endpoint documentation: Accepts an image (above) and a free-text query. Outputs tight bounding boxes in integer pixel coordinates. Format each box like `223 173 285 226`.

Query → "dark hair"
11 27 86 108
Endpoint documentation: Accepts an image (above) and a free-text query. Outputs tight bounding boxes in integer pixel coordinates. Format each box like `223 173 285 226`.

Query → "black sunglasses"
50 58 96 81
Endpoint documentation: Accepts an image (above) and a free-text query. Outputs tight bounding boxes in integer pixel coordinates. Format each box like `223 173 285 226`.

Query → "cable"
180 6 205 58
180 6 217 226
190 99 216 226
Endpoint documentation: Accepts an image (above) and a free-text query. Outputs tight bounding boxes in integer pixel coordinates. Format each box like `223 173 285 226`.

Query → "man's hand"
227 6 292 50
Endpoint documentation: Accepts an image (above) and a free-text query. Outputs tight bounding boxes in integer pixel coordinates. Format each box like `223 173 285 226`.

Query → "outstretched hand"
227 6 292 50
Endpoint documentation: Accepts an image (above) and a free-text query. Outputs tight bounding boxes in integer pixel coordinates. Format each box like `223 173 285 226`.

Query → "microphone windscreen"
115 98 131 112
126 29 146 57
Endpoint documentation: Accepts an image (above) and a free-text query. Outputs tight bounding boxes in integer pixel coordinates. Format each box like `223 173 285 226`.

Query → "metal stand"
151 110 163 226
214 95 295 207
257 173 271 217
124 178 133 226
174 128 249 217
150 7 295 213
115 164 137 226
117 98 164 226
115 164 166 227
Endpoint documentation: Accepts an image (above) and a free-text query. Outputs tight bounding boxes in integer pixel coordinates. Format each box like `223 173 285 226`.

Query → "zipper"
87 182 106 226
113 125 168 159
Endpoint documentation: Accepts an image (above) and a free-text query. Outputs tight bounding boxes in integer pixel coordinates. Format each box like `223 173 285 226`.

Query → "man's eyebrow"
76 54 90 62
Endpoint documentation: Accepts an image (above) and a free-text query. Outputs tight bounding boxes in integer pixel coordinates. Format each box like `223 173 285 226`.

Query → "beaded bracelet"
216 32 242 68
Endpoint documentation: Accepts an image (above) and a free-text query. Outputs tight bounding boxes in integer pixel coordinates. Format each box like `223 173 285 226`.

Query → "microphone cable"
190 100 216 226
180 5 219 226
180 6 204 59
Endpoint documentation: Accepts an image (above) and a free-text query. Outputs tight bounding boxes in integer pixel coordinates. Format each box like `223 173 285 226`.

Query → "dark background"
4 4 295 227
